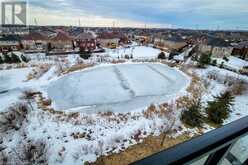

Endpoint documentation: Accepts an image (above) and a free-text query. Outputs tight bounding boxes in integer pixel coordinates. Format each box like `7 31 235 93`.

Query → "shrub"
211 59 217 66
42 99 52 106
0 103 29 132
124 54 130 59
229 80 248 96
22 90 39 100
223 56 229 62
181 100 203 127
79 51 91 59
21 55 30 63
206 91 234 124
220 61 224 68
0 56 3 64
17 140 48 165
158 52 166 59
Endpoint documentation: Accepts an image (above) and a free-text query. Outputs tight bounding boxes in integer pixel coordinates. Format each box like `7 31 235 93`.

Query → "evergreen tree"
220 61 225 68
3 54 12 64
21 55 29 63
206 91 234 124
223 56 229 62
168 53 174 60
181 100 203 127
158 52 166 59
0 55 3 64
79 51 91 60
47 43 52 52
11 53 21 63
198 53 211 68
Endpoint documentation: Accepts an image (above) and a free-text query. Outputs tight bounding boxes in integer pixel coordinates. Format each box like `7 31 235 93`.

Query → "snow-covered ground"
47 63 189 113
195 65 248 124
0 68 32 112
213 56 248 71
105 46 163 59
1 46 248 165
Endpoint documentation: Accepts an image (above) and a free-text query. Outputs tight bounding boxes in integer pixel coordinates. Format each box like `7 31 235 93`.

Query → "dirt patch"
93 134 191 165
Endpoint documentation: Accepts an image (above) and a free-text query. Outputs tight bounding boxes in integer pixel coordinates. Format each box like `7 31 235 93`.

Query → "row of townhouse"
152 33 248 61
0 29 130 53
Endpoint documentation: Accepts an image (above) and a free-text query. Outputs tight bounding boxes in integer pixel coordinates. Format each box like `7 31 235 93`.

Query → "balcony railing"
132 116 248 165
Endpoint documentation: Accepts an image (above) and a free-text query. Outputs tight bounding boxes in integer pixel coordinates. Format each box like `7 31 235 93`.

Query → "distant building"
0 35 21 52
154 35 187 52
134 35 150 45
198 37 233 58
97 32 120 49
75 32 96 52
49 30 74 51
232 41 248 61
21 31 48 51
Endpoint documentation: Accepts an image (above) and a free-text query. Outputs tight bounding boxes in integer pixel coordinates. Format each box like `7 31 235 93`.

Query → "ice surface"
47 63 189 112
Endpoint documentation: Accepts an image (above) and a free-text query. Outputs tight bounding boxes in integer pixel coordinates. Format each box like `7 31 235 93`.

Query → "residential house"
75 32 96 52
0 35 21 53
97 32 120 49
154 34 187 52
21 31 48 51
49 30 74 51
134 34 150 45
198 37 233 58
232 41 248 61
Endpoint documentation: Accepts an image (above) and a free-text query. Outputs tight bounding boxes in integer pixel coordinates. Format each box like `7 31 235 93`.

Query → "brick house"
232 41 248 61
75 32 96 52
49 30 74 51
21 31 48 51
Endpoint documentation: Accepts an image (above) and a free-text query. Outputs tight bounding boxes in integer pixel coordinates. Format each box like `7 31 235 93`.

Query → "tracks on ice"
146 64 174 83
113 66 136 98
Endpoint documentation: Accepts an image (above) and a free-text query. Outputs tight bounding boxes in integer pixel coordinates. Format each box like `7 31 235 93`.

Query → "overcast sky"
4 0 248 29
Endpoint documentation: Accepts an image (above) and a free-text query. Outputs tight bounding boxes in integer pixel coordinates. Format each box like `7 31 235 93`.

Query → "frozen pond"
47 64 190 113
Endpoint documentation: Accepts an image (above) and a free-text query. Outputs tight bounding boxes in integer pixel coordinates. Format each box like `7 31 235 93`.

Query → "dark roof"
206 37 231 47
0 35 21 41
22 31 48 41
76 32 95 40
69 28 84 37
98 32 121 39
163 35 185 42
51 30 73 41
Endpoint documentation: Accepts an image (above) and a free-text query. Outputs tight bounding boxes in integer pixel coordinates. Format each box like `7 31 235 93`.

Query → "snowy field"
47 63 189 113
105 46 163 59
1 47 248 165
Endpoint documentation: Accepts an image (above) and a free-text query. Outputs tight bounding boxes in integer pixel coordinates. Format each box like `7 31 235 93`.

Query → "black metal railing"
132 116 248 165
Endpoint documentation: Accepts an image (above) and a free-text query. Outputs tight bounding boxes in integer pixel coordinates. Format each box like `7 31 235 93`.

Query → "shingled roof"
76 32 95 40
22 31 48 41
51 30 73 41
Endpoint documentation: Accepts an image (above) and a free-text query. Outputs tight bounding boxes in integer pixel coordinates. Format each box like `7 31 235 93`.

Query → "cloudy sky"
6 0 248 29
